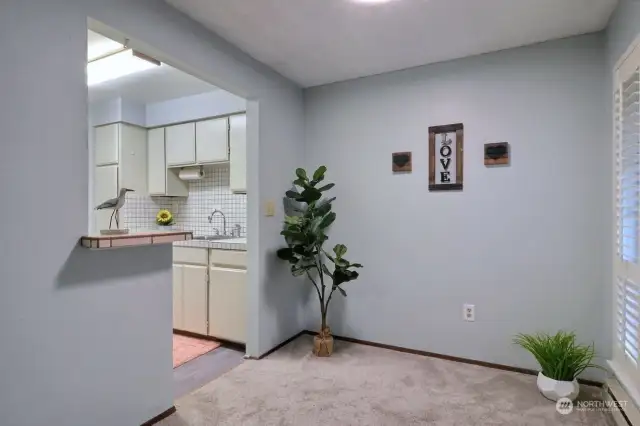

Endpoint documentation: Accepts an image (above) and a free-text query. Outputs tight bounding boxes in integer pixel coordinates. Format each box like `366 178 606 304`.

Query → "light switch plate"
265 200 275 217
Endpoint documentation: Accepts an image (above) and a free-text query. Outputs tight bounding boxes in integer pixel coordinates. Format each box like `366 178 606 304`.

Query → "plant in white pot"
514 331 602 401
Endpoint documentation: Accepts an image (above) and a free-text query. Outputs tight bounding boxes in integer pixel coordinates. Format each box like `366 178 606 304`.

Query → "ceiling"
87 31 217 104
166 0 618 87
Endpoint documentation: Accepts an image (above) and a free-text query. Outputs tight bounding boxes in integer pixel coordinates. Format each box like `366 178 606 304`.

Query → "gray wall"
607 0 640 70
303 34 608 376
0 0 304 425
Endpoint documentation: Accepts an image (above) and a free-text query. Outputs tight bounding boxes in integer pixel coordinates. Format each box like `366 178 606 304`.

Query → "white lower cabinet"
172 247 247 344
208 267 247 344
173 264 208 335
172 266 184 330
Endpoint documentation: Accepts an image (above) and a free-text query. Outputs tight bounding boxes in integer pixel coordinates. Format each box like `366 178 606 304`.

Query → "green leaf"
513 331 602 381
350 263 363 268
292 245 307 255
333 244 347 258
301 187 322 203
316 204 332 217
284 215 301 225
310 177 324 186
295 168 308 180
315 197 336 216
319 212 336 229
318 183 335 192
337 286 347 297
291 266 306 277
322 264 334 278
293 179 306 187
313 166 327 181
285 190 302 200
335 258 348 267
276 248 295 261
281 230 305 240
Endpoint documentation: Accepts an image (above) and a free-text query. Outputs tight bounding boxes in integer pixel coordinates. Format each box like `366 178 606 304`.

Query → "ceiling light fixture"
87 48 161 86
87 33 124 62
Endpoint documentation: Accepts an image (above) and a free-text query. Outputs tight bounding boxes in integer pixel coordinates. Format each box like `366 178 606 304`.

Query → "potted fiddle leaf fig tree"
277 166 363 357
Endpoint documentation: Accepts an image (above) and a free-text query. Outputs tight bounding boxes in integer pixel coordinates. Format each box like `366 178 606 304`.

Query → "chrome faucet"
208 209 227 235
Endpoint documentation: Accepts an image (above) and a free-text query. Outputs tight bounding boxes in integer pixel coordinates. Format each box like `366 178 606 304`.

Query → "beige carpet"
159 336 614 425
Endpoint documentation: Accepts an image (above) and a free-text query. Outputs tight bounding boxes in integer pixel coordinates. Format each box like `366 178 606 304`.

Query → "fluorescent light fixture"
87 49 160 86
87 30 124 61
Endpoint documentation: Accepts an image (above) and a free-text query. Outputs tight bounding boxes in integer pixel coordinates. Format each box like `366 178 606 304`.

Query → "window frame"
610 33 640 409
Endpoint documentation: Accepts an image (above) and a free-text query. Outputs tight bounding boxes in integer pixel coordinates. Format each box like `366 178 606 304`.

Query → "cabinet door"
148 128 167 195
173 265 184 330
94 124 119 166
196 118 228 164
118 123 148 193
208 267 246 343
181 265 208 336
166 123 196 166
94 165 118 231
229 115 247 193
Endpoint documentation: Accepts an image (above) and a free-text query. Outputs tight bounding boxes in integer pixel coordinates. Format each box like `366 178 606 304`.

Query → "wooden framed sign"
484 142 509 166
429 123 464 191
392 152 412 172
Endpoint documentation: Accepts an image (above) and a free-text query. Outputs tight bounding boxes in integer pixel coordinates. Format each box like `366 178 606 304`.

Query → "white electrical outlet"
463 304 475 322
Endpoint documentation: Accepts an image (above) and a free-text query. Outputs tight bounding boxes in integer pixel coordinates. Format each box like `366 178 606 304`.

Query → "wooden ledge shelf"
80 230 193 250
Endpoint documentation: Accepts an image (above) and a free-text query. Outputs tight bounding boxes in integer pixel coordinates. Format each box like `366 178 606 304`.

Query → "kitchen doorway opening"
87 21 252 400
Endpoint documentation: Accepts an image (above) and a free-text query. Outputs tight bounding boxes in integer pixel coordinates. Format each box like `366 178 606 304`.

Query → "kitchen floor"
173 334 222 368
173 344 245 399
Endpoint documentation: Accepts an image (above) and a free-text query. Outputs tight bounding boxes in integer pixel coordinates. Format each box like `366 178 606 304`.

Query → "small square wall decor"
392 152 412 172
484 142 510 166
429 123 464 191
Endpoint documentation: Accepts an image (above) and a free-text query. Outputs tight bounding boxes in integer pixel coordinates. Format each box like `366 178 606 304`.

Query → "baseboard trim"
140 406 176 426
173 329 246 353
302 330 602 387
257 330 307 360
607 377 639 426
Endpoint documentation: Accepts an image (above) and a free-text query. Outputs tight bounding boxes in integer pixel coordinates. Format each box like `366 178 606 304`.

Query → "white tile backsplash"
120 164 246 236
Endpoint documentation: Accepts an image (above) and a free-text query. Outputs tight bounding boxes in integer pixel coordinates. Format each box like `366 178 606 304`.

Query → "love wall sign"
428 123 464 191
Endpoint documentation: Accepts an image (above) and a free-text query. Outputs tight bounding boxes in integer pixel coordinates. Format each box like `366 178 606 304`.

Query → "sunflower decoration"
156 209 173 226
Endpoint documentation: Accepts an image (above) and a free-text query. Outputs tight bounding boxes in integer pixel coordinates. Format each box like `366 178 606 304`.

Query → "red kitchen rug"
173 334 221 368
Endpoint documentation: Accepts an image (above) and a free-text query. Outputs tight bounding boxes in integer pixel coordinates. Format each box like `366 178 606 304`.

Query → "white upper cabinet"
166 122 196 166
148 128 189 197
118 123 148 193
147 128 167 195
229 114 247 193
196 117 229 164
94 124 119 166
92 122 148 231
93 122 148 194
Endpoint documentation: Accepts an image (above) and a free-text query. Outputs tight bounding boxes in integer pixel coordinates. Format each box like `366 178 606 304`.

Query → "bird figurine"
95 188 134 230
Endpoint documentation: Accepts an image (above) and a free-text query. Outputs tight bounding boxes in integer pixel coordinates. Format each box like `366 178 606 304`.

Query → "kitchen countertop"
174 237 247 251
80 230 192 250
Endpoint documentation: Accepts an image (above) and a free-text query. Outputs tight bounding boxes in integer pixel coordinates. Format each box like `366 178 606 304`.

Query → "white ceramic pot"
536 372 579 401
